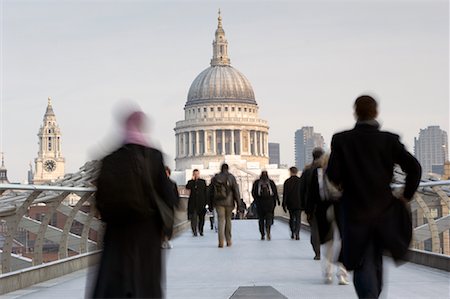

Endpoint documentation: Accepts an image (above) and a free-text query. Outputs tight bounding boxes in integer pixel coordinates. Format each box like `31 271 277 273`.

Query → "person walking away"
301 148 325 260
327 95 421 298
251 171 280 241
282 167 302 240
209 163 241 247
186 169 208 236
307 154 349 285
162 166 180 249
92 110 176 299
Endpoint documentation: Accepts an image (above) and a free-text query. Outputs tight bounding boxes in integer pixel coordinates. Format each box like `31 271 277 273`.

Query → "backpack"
259 180 272 198
96 146 151 223
317 167 342 202
213 175 231 201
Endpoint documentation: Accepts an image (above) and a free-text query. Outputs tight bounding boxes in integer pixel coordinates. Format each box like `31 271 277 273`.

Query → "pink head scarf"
123 111 149 147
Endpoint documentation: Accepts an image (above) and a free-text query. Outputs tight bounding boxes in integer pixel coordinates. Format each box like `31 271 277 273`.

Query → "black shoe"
295 234 300 240
200 232 204 236
261 235 265 240
314 256 320 260
193 232 198 237
291 233 294 240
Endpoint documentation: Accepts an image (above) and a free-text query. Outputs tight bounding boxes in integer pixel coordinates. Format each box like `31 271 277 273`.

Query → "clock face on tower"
44 160 57 172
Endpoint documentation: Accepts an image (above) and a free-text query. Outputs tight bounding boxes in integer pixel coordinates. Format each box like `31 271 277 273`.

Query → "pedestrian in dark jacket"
93 111 175 299
301 147 325 260
252 171 280 241
162 166 180 249
282 166 302 240
186 169 208 236
209 163 241 247
306 153 349 285
327 95 421 298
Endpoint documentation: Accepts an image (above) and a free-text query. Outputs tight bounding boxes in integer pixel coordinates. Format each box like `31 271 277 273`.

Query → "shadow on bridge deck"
3 220 450 299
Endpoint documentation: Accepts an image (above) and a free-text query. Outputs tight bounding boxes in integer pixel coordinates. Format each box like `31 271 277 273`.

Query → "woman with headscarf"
251 171 280 240
92 110 176 298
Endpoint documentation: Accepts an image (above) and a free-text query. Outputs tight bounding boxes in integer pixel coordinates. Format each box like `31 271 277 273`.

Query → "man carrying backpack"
252 171 280 241
209 163 241 248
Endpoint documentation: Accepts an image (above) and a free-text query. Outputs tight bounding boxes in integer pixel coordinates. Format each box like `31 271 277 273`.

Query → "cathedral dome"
185 10 256 107
186 65 256 106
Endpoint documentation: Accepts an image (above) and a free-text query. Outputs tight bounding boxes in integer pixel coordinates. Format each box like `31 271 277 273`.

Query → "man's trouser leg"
308 214 321 258
216 206 226 246
353 239 383 299
190 213 198 235
288 210 295 236
292 209 301 238
210 214 214 230
258 213 266 237
225 206 233 244
198 209 206 234
266 212 273 239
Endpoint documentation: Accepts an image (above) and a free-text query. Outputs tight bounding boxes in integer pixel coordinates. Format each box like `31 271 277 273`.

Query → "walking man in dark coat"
300 148 325 260
186 169 208 236
282 167 302 240
252 171 280 241
327 95 421 298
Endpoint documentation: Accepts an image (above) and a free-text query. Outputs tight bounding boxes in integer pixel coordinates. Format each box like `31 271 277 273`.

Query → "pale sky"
1 0 449 182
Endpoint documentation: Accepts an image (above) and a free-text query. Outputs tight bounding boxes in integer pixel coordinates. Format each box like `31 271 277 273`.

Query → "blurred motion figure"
92 110 175 299
327 95 421 298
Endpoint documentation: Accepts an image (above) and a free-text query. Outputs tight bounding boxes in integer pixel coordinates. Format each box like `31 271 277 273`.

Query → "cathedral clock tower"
33 97 65 184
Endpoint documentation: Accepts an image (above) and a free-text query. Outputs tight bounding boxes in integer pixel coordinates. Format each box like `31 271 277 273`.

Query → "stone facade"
174 11 269 171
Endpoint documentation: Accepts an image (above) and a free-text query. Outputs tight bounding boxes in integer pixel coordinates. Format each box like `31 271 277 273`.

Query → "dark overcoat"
282 175 302 211
301 162 334 244
93 144 175 298
327 123 421 270
186 178 208 214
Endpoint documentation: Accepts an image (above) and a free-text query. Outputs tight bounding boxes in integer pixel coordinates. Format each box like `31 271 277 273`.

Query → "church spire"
0 152 9 183
45 97 55 117
210 9 231 66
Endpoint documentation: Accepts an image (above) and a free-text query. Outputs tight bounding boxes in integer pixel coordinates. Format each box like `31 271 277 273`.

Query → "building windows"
232 107 235 112
204 107 207 112
198 108 200 113
218 107 221 112
244 108 247 112
210 107 214 112
238 107 241 112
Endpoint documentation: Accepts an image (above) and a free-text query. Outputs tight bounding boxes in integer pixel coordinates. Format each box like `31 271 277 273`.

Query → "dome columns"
175 128 269 159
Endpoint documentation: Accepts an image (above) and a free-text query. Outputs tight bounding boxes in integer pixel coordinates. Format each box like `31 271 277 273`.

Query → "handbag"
140 148 174 234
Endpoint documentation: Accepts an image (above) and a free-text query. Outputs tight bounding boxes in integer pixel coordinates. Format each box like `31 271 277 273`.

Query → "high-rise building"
33 98 65 184
269 143 280 166
295 127 324 170
414 125 448 175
